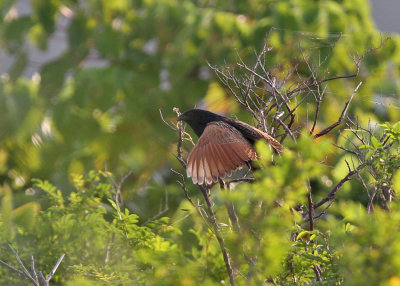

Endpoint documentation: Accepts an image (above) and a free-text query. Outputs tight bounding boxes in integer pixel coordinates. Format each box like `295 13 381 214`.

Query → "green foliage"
380 122 400 143
0 172 186 284
329 202 400 285
1 0 399 205
0 172 235 285
0 132 399 284
0 0 400 285
355 122 400 208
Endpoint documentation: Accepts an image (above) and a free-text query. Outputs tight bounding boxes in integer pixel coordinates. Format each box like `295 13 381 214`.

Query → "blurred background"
0 0 399 220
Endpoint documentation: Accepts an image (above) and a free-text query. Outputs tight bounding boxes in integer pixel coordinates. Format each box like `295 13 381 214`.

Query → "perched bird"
177 109 282 185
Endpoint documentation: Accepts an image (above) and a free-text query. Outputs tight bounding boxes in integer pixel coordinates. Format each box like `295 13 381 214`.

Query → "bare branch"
310 84 328 135
104 235 114 266
274 116 296 142
159 108 179 131
312 199 335 221
225 177 255 185
31 256 39 285
104 164 132 208
314 165 360 209
314 81 362 138
313 265 322 282
287 35 388 99
46 254 65 282
332 143 361 157
8 245 36 285
171 169 196 208
142 191 169 226
307 191 315 231
0 259 24 276
0 245 65 286
38 272 47 285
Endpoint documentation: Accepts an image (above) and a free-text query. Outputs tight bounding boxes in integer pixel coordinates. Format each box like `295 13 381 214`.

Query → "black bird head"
178 109 225 137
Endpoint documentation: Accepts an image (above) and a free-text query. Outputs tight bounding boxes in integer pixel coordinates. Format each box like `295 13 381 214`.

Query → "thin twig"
287 36 388 98
314 166 359 209
31 256 39 285
310 85 328 135
159 108 178 131
142 191 169 226
314 82 362 138
104 235 114 266
313 265 322 282
0 245 65 286
171 169 195 207
46 254 65 282
225 177 255 185
8 245 36 285
312 199 335 221
332 143 360 157
307 191 315 231
104 167 132 208
306 185 323 281
0 259 24 276
274 116 296 142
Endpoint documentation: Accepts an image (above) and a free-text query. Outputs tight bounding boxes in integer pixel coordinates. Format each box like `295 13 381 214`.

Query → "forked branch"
0 244 65 286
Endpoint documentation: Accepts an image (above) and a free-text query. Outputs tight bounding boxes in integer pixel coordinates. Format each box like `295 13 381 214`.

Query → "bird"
177 109 282 185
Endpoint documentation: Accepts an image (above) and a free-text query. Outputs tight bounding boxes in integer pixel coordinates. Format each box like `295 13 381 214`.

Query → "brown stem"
200 186 236 286
314 81 362 139
307 191 315 231
307 189 323 281
314 167 359 209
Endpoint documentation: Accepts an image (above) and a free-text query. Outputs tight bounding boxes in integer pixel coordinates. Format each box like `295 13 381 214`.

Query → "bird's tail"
263 133 283 153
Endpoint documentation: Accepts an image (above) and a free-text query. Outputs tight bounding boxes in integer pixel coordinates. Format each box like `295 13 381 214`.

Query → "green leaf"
107 199 120 212
296 231 310 240
365 149 375 160
371 136 382 149
344 222 354 232
359 144 372 150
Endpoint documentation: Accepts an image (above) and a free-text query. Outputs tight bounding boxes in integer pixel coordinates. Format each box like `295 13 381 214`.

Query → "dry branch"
314 82 362 138
0 245 65 286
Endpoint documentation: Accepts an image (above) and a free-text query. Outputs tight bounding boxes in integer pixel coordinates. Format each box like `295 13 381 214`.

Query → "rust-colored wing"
186 121 257 185
224 118 283 153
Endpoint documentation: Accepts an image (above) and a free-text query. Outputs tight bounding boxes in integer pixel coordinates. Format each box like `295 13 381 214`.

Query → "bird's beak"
177 114 185 121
